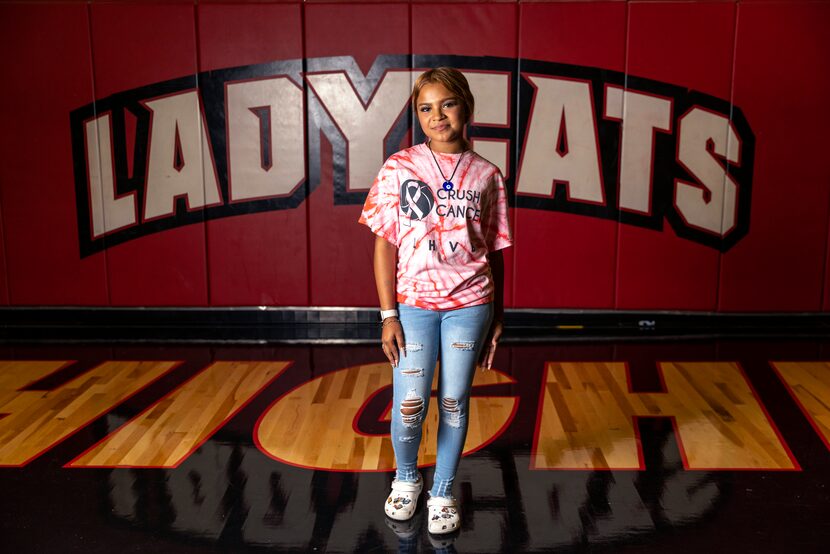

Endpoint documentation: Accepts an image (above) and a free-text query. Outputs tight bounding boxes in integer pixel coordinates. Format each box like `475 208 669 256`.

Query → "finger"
478 341 487 367
491 325 502 343
382 344 394 366
479 330 494 365
395 330 406 357
482 348 492 370
390 343 399 366
389 334 403 366
486 344 497 370
383 336 399 366
479 343 491 369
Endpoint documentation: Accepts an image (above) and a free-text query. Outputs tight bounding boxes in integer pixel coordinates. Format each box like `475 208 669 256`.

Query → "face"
416 82 467 153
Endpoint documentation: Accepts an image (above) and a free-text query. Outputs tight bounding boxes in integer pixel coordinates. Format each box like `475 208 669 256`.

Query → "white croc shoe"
384 473 423 521
427 495 460 534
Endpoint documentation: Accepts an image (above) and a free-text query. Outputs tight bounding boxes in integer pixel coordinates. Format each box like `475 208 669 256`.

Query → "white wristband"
380 309 399 320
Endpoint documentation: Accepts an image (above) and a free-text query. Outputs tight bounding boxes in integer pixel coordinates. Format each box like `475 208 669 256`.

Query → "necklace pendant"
442 181 454 191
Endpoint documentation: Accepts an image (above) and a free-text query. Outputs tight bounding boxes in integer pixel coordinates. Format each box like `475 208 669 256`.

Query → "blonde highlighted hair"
410 67 475 124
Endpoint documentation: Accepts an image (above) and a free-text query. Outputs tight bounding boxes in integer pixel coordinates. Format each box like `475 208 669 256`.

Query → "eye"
443 101 457 109
419 106 430 113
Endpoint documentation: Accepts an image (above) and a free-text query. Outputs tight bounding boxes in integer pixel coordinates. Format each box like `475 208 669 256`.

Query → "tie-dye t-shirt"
359 141 513 311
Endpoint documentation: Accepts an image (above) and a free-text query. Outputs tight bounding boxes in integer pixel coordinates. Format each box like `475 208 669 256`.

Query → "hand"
381 318 405 366
479 318 503 371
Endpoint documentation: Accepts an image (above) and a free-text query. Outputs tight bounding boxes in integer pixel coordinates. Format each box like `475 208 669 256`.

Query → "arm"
479 168 512 370
480 249 506 370
374 235 405 365
489 249 505 322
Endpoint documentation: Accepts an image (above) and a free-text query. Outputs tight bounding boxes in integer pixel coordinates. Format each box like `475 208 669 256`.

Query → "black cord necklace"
428 140 465 191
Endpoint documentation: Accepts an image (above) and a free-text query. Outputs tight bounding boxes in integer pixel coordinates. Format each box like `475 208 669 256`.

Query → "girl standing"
358 67 513 535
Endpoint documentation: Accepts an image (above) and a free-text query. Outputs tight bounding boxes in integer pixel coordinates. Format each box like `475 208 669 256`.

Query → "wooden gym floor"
0 337 828 552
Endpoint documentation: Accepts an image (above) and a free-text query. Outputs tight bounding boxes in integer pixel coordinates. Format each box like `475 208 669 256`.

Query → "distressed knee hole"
401 391 424 426
398 435 416 443
401 399 423 416
405 342 423 352
401 367 424 377
441 398 459 412
441 397 462 428
451 341 475 351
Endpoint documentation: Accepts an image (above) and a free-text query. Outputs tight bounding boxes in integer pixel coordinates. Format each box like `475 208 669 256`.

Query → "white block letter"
141 90 222 221
226 77 305 201
675 108 739 236
517 75 604 204
605 85 672 214
85 113 137 238
306 70 416 192
465 71 510 176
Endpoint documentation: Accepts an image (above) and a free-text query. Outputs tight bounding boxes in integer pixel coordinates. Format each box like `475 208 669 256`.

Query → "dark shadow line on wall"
813 6 830 311
0 181 8 305
717 0 740 313
512 0 520 311
302 1 312 306
408 2 413 160
193 0 212 308
821 139 830 311
409 1 413 152
613 0 631 311
86 1 112 307
410 1 413 114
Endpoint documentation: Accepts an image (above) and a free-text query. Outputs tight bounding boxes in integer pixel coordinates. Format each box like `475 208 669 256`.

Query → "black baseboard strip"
1 307 829 343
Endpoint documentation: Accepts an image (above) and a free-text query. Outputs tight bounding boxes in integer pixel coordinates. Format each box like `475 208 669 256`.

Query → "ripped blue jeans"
392 301 494 498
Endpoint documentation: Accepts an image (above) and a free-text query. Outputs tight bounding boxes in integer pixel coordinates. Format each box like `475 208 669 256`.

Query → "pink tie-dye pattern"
358 142 513 311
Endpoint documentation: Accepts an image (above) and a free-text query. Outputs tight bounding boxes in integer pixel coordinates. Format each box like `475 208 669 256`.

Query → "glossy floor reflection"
0 338 828 553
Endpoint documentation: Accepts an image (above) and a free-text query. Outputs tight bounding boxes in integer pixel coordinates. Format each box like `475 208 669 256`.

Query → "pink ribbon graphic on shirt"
400 179 434 221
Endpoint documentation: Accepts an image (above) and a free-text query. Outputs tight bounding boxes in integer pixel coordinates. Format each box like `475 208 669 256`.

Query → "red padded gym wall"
412 1 519 310
305 2 410 307
0 206 6 305
198 2 308 306
91 1 208 306
514 1 625 309
616 1 735 311
0 3 107 305
0 1 828 312
722 0 830 312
